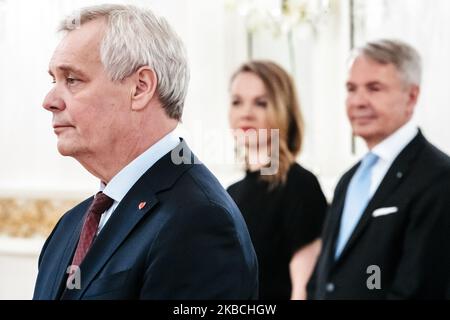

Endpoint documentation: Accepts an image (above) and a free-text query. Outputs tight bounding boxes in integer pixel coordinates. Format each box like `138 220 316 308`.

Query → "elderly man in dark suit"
33 4 258 300
308 39 450 299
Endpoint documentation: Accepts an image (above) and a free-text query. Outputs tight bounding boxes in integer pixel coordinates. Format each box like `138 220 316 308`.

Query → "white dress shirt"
96 129 181 234
368 120 418 197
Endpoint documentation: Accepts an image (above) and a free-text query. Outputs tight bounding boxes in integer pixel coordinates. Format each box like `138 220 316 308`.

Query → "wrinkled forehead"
49 19 106 72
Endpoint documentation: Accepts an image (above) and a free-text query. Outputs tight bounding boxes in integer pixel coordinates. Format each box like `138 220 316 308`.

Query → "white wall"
0 237 43 299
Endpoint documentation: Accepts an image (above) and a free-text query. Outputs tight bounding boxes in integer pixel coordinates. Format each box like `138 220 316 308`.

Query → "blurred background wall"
0 0 449 299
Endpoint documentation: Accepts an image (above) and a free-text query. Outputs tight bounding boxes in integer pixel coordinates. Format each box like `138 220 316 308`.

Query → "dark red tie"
71 191 114 266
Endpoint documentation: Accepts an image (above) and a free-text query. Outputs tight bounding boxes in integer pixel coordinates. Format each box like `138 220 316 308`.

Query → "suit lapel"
322 169 356 271
49 198 92 299
333 132 426 264
61 194 159 300
61 140 195 299
320 195 346 278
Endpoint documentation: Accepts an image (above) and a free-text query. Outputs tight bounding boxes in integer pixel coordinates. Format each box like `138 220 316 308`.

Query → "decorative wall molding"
0 197 80 238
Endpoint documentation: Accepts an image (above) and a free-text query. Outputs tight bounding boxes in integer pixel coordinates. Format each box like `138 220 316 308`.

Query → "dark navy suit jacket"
33 141 258 299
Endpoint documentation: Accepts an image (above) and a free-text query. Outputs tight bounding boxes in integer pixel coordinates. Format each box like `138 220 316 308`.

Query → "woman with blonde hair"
227 60 328 299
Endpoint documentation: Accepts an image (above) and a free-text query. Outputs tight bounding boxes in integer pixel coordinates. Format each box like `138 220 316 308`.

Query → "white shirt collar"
100 129 180 203
371 120 419 164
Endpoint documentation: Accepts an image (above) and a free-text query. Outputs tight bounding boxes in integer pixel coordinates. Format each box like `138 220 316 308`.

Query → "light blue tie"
335 152 379 259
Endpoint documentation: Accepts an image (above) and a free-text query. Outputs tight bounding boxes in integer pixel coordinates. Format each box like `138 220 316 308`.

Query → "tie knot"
89 191 114 216
361 152 379 170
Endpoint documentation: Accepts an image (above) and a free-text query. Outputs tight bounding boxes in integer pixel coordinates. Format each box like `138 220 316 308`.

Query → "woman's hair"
231 60 304 187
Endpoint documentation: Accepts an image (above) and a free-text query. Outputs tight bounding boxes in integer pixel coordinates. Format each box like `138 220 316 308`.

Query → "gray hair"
58 4 189 120
353 39 422 87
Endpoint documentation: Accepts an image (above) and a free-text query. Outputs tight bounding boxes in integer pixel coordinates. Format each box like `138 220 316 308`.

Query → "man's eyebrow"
48 65 87 77
366 81 384 87
345 81 384 86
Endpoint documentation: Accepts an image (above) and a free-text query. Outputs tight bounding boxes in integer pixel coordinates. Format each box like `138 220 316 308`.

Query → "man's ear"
407 84 420 113
131 66 158 111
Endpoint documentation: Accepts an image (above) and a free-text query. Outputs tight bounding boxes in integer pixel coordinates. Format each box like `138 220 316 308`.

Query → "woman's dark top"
227 163 328 299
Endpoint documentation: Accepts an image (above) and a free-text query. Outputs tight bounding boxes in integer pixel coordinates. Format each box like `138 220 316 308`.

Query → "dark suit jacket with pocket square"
308 131 450 299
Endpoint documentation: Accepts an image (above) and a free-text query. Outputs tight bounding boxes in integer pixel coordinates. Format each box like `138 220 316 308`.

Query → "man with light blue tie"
308 39 450 299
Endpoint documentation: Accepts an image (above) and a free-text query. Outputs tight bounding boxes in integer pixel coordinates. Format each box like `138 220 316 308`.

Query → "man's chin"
56 141 76 157
352 120 375 132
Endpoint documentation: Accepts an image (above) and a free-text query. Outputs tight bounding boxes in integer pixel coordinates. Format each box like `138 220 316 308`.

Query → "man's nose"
42 87 65 112
347 89 369 109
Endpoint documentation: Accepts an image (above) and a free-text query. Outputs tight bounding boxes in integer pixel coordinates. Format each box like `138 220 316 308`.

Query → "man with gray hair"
308 39 450 299
33 4 258 300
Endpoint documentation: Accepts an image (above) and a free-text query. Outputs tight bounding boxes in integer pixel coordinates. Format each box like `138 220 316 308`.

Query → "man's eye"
66 77 79 85
368 85 381 92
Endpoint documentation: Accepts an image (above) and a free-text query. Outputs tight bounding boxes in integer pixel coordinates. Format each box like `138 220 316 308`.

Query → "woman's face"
229 72 271 149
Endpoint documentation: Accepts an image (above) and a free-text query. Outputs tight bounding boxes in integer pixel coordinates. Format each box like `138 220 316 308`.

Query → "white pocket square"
372 207 398 218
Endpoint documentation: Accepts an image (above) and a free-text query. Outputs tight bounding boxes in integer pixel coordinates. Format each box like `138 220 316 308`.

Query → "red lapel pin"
138 202 146 210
